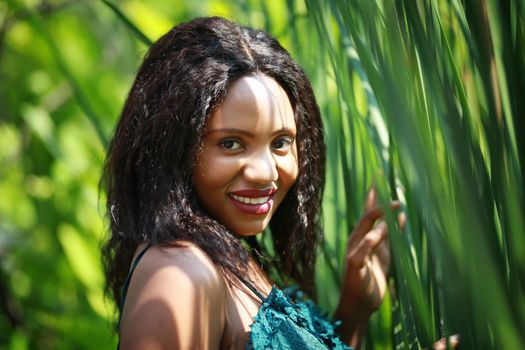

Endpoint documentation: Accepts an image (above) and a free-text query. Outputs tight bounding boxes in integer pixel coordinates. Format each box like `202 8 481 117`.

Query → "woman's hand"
334 188 404 347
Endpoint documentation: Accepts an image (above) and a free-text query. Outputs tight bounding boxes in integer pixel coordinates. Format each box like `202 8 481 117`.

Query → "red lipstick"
229 188 276 198
228 188 276 215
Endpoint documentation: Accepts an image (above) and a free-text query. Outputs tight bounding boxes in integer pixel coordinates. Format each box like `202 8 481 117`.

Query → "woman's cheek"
277 152 299 186
288 146 300 181
201 154 242 187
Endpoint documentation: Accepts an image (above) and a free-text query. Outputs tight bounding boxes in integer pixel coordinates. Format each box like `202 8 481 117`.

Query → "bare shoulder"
119 243 227 350
138 243 225 287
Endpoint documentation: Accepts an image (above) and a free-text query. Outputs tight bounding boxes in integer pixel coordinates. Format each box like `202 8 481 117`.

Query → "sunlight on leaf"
58 224 104 290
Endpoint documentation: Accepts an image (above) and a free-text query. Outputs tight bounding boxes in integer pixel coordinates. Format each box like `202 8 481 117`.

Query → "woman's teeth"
231 194 270 205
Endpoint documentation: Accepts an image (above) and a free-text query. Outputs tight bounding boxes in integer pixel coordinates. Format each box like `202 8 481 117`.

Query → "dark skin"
334 188 401 347
336 188 459 349
117 74 455 350
118 187 458 349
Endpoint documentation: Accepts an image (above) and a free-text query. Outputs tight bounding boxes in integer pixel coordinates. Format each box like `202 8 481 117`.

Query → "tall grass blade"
20 2 108 147
100 0 153 47
306 0 525 348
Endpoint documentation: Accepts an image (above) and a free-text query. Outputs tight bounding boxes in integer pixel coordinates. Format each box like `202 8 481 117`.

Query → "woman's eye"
272 136 294 151
219 139 242 151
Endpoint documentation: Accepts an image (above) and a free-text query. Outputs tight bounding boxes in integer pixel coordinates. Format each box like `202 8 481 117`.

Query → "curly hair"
101 16 326 309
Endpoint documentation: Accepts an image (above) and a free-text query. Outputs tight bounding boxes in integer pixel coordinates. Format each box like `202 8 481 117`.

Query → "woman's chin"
227 220 269 237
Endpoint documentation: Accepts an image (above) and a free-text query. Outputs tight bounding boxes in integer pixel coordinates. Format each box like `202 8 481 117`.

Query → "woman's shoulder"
119 242 227 349
129 242 227 295
143 242 225 282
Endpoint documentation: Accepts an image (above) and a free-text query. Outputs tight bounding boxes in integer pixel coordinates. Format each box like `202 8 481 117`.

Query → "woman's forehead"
207 74 296 132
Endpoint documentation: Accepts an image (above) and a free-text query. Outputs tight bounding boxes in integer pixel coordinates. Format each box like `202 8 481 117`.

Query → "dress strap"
117 243 152 350
235 274 266 303
119 244 152 314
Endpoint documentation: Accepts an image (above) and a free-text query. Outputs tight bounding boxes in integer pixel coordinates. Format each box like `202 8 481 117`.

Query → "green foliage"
306 0 525 349
1 0 523 349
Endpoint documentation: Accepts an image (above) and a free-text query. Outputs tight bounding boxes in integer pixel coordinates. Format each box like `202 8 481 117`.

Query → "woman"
102 16 396 349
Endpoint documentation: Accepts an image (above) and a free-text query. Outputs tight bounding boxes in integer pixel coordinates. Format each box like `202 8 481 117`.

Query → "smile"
228 188 277 215
230 194 270 204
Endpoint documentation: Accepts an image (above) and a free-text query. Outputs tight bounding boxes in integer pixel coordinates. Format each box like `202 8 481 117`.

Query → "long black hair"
102 16 326 309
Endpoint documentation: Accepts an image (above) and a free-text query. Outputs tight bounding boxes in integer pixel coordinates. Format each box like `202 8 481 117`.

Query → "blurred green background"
1 0 523 349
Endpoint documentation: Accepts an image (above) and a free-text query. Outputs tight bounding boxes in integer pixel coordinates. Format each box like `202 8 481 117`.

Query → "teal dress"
246 283 352 349
119 245 352 350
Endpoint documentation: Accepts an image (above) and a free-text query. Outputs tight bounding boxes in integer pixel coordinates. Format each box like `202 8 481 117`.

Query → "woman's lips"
228 188 276 215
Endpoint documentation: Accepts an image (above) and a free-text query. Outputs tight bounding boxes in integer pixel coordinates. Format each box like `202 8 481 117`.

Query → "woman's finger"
365 187 378 211
347 221 388 268
352 207 385 241
397 211 407 230
373 236 391 272
431 334 460 350
351 201 401 242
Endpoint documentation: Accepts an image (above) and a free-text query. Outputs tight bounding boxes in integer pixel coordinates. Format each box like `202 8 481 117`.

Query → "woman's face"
193 74 299 236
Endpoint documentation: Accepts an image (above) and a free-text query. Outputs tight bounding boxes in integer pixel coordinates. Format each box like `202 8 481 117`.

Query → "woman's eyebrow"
272 127 296 136
207 128 255 137
206 127 296 136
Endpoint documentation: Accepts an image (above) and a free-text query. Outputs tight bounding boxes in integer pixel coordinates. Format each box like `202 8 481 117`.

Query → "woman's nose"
243 148 279 184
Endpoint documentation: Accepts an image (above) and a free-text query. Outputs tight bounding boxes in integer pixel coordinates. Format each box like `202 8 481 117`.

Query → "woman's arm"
119 244 227 350
335 190 459 350
335 188 404 348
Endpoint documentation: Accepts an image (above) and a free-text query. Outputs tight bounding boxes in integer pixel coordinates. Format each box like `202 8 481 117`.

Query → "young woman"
102 16 398 349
